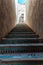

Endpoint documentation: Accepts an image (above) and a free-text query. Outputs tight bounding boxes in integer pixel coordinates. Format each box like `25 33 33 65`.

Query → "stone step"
5 34 39 38
9 32 35 34
12 30 33 32
11 24 34 33
0 43 43 47
0 43 43 54
1 38 43 44
11 27 33 32
11 28 33 32
0 61 43 65
0 53 43 62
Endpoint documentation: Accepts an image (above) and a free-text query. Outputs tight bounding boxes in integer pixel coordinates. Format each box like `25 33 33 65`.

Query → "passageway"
0 0 43 65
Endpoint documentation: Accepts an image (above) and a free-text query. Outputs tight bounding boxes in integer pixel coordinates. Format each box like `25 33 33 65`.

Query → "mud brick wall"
0 0 16 37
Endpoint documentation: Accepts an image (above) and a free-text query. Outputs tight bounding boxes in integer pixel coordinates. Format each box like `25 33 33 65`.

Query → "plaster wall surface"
27 0 43 38
0 0 16 37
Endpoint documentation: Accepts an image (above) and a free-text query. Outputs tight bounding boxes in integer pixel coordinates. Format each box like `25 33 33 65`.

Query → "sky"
18 0 26 4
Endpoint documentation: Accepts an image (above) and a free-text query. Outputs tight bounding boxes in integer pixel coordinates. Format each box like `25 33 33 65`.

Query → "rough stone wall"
0 0 16 37
27 0 43 38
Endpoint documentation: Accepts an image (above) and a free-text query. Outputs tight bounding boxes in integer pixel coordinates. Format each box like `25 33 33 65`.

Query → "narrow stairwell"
0 24 43 65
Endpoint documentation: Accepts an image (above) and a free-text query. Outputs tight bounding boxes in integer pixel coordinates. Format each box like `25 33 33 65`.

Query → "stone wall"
0 0 16 37
27 0 43 38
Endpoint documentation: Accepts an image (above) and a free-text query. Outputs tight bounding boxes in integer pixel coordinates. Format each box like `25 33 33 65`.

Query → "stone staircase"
0 24 43 65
